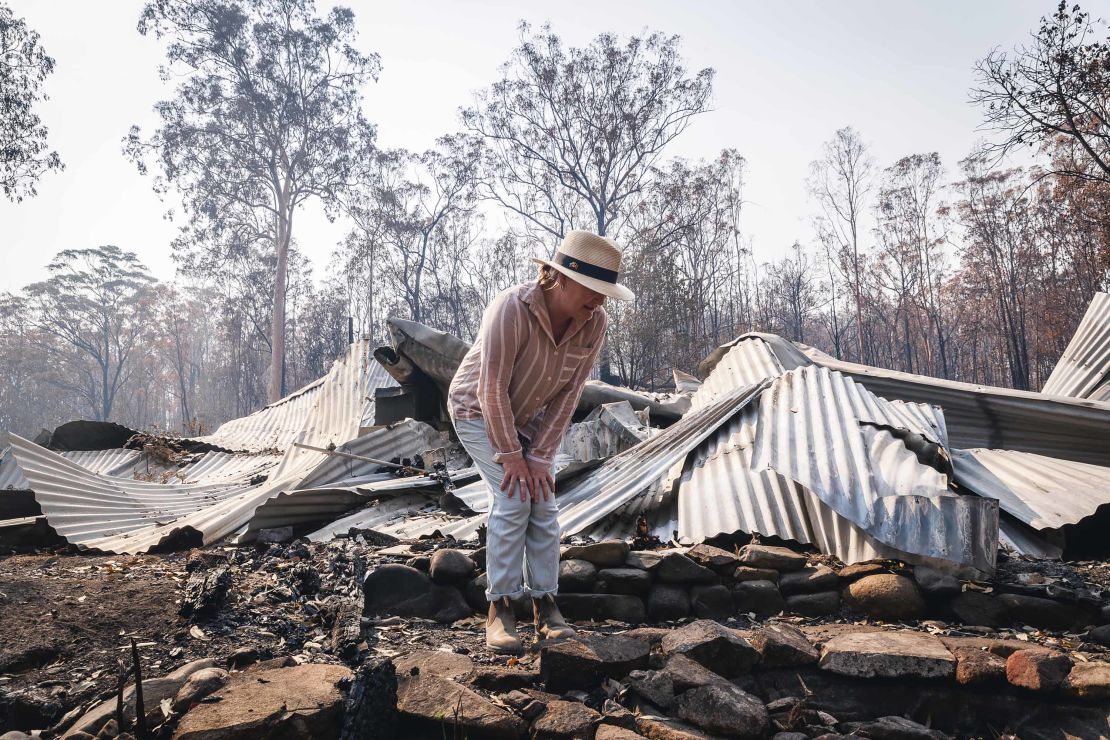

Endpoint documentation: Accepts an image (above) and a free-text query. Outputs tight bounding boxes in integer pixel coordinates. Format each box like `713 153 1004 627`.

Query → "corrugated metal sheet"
687 337 785 412
555 382 768 536
951 447 1110 531
751 366 997 572
1042 292 1110 401
4 341 408 553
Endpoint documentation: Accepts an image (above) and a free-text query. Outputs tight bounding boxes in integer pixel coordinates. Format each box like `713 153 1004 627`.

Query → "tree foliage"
0 2 63 202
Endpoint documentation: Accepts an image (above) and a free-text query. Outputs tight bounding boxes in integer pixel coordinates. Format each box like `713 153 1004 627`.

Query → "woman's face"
558 275 607 320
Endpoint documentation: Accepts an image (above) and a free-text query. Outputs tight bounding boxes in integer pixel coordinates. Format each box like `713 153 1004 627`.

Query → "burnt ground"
3 541 1110 736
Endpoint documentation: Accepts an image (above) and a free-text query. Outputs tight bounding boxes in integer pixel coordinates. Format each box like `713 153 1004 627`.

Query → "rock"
655 553 717 584
685 544 739 573
558 559 599 593
997 593 1094 632
339 658 398 739
819 631 956 679
1006 647 1073 691
673 684 769 739
363 564 471 623
225 647 260 670
635 715 719 740
1087 624 1110 647
837 562 888 580
67 658 218 737
662 654 730 692
396 674 526 739
690 584 734 620
599 701 638 731
172 667 230 712
772 734 809 740
913 565 961 597
785 591 840 617
255 526 293 544
749 624 818 668
596 568 652 596
661 620 760 677
173 664 350 740
428 548 476 584
844 574 924 620
733 580 785 617
464 573 488 613
405 555 431 571
562 540 630 567
1065 661 1110 699
950 591 1006 627
854 716 948 740
1 732 34 740
647 584 690 622
179 563 231 618
733 566 778 583
539 636 650 691
628 669 675 709
779 565 839 595
736 544 806 571
951 646 1007 685
625 550 664 570
596 726 646 740
531 699 602 739
394 650 474 680
556 593 647 623
467 665 541 691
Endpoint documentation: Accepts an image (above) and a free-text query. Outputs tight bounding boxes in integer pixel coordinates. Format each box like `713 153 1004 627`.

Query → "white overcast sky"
0 0 1070 293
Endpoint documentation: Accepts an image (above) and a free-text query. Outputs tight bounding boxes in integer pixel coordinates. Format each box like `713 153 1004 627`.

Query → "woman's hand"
500 457 555 502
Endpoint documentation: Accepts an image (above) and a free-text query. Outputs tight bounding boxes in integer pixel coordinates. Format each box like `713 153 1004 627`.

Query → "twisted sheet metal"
687 337 786 412
950 448 1110 531
555 382 767 536
751 366 998 572
1042 292 1110 402
5 341 403 553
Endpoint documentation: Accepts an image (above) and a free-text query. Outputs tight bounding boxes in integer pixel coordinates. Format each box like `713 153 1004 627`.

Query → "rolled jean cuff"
486 585 527 601
526 586 558 599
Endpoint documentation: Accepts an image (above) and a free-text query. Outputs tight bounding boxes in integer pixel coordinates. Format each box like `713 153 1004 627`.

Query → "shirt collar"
518 281 590 348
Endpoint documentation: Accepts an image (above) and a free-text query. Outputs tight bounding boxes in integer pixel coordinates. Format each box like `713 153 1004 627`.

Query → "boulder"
172 667 230 712
673 684 769 739
539 636 651 691
428 548 476 584
394 650 474 681
836 562 887 581
778 565 839 595
363 563 472 623
853 716 948 740
662 654 732 693
467 665 542 691
625 550 665 571
819 631 955 679
531 699 602 739
913 565 961 597
1087 624 1110 647
660 620 760 677
1006 647 1073 691
690 584 734 620
844 574 924 620
559 559 599 593
685 544 739 573
733 580 785 617
749 624 818 668
562 540 630 567
949 591 1006 627
997 593 1095 632
396 674 526 739
406 555 430 571
733 566 778 583
951 646 1007 686
647 584 690 622
655 553 717 584
596 725 646 740
1065 661 1110 699
635 714 719 740
627 669 676 709
736 544 806 572
596 567 652 596
556 593 646 623
172 664 350 740
785 591 840 617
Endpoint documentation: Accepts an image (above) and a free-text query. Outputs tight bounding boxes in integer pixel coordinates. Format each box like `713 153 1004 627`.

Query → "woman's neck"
541 285 573 344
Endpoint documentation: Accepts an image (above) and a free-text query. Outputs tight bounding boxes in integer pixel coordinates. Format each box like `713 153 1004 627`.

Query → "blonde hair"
537 264 560 290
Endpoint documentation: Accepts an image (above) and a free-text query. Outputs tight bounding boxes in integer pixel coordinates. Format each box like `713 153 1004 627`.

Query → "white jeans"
454 417 560 600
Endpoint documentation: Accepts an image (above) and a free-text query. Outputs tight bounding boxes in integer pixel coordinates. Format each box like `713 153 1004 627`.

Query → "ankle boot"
533 593 576 639
486 597 523 654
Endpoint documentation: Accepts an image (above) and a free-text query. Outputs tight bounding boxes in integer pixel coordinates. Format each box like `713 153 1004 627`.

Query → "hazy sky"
0 0 1066 293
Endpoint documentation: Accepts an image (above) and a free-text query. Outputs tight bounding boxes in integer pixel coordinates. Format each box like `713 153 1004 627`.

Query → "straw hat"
532 230 635 301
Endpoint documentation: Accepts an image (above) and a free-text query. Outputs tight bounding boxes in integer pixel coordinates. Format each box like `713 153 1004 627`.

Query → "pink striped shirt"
448 281 608 466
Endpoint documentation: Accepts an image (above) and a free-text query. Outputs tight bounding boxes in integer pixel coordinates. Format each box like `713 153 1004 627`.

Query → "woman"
449 230 634 653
